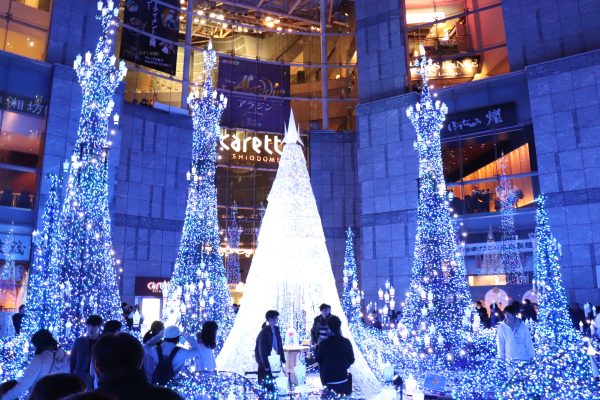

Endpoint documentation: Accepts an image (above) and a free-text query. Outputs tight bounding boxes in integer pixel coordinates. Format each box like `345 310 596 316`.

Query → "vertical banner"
120 0 179 75
218 57 291 133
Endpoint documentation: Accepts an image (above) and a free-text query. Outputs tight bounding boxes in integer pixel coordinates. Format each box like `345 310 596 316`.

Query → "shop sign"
0 93 47 117
219 132 284 167
0 234 31 262
442 102 517 136
218 56 291 133
135 277 170 297
410 56 481 80
120 0 180 75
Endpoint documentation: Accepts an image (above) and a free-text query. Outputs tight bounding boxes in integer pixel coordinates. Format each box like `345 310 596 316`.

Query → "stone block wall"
46 0 104 67
309 131 358 289
527 49 600 303
354 0 407 102
114 104 192 303
503 0 600 70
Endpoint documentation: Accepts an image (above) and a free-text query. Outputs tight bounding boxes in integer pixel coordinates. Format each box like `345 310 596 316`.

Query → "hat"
319 303 331 311
163 325 181 339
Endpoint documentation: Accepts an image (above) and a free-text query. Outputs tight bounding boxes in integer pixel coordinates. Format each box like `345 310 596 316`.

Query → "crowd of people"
2 303 358 399
254 304 354 396
7 297 597 399
1 311 220 400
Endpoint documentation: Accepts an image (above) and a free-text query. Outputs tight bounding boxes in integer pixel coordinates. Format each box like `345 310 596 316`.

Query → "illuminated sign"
219 132 284 167
410 56 481 80
135 277 170 297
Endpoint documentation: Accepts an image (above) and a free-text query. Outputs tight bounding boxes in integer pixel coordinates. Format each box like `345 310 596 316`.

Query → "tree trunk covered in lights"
226 204 241 285
401 53 472 375
164 42 233 351
47 1 126 343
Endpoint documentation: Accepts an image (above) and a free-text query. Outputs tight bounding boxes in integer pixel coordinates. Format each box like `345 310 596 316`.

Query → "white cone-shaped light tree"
217 111 380 394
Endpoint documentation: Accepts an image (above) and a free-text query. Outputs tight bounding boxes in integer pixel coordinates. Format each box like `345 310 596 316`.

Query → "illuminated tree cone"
225 204 242 285
480 226 502 276
48 1 126 342
497 158 526 285
341 228 397 380
501 195 596 399
0 225 17 309
217 111 380 395
164 41 233 349
0 178 64 382
22 174 65 337
401 51 472 376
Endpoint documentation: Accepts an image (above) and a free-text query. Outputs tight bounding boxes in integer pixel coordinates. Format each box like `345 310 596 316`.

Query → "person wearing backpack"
145 325 201 385
91 333 182 400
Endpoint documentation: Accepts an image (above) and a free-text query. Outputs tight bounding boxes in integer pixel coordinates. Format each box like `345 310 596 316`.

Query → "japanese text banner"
120 0 179 75
218 57 291 133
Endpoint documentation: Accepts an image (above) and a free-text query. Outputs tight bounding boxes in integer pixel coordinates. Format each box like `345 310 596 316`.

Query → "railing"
0 190 34 209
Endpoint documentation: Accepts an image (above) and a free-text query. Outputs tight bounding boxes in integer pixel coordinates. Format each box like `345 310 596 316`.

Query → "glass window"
117 0 358 131
404 0 509 90
443 127 538 215
0 0 51 61
0 167 36 208
0 109 45 210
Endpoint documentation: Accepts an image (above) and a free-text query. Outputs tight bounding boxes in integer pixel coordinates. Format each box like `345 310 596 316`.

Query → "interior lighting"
406 11 446 25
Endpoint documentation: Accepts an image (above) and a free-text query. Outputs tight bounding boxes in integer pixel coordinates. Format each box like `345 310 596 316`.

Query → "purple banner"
218 57 290 133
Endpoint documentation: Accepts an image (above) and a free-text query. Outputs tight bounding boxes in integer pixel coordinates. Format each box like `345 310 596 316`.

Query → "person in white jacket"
497 304 535 375
2 329 69 399
195 321 218 372
144 325 201 384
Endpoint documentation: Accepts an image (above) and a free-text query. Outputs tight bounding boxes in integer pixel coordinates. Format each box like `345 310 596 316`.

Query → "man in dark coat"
310 303 331 346
254 310 285 387
12 305 25 335
91 332 182 400
70 315 103 389
315 315 354 395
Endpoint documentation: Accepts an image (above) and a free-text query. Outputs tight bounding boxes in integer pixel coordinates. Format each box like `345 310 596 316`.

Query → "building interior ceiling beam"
216 0 324 26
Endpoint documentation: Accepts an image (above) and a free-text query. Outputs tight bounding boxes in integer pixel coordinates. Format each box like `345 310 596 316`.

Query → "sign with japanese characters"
441 102 517 136
218 56 290 133
120 0 179 75
0 93 47 117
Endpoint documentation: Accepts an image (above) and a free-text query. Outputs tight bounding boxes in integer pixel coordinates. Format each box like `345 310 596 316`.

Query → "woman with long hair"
3 329 69 399
195 321 218 372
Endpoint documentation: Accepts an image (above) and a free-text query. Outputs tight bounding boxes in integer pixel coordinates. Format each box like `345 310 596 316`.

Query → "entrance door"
139 297 162 334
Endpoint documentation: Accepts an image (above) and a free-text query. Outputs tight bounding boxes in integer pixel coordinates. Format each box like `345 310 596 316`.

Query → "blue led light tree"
402 48 472 376
497 157 526 285
226 203 242 285
500 195 595 399
164 41 233 349
0 225 17 310
22 174 65 337
47 0 126 342
341 228 362 324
